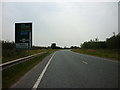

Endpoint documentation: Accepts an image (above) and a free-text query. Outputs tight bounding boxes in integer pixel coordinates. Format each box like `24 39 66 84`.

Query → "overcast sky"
1 1 118 47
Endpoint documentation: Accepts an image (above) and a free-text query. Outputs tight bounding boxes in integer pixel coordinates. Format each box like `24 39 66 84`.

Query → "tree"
106 34 120 49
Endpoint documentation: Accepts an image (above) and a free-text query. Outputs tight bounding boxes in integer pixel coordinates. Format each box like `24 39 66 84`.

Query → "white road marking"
32 52 56 90
82 61 88 64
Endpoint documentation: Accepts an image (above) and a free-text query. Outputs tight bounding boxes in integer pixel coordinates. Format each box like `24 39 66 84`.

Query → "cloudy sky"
1 0 119 47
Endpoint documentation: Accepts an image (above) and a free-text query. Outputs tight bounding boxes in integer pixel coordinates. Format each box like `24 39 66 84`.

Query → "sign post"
15 22 32 49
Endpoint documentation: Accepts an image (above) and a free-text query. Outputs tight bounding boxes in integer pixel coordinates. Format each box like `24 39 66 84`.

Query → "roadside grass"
2 50 56 88
2 49 50 63
72 49 120 61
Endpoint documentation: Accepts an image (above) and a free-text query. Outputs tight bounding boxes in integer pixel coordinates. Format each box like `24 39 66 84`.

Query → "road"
11 50 118 88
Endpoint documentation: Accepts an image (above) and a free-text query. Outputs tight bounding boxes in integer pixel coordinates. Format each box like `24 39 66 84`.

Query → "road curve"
11 50 118 88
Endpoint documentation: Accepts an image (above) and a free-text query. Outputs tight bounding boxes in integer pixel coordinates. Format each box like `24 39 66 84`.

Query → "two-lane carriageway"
11 50 118 88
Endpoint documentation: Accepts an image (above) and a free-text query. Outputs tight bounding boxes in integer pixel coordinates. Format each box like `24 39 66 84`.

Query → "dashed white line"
32 52 56 90
82 61 88 64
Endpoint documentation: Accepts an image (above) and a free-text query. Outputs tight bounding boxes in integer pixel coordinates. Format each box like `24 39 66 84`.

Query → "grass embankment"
72 49 120 61
2 49 48 63
2 49 56 88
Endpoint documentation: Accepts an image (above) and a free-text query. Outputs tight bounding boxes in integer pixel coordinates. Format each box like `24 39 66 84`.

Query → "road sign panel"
16 43 28 48
15 22 32 49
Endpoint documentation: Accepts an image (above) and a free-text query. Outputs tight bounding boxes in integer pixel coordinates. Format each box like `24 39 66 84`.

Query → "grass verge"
2 50 55 88
2 49 48 63
72 49 120 61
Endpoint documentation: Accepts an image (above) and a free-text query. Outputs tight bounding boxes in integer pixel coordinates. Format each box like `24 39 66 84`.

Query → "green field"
2 49 56 88
72 49 120 61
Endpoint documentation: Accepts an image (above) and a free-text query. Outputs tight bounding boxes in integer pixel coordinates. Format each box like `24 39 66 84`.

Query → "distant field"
2 49 54 63
72 49 120 61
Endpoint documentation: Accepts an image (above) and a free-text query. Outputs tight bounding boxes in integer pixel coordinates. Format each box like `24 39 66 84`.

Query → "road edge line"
32 52 56 89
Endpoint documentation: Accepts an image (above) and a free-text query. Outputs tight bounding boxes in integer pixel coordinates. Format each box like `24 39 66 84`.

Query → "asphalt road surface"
11 50 118 88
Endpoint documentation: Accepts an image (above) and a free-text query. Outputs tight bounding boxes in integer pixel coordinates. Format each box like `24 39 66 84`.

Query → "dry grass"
72 49 120 61
3 49 51 63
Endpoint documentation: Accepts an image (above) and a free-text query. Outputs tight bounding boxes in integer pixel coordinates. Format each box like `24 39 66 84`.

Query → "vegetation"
2 50 56 88
2 32 120 88
80 33 120 49
72 33 120 61
106 35 120 49
2 41 51 63
1 40 58 88
72 49 119 61
70 46 79 49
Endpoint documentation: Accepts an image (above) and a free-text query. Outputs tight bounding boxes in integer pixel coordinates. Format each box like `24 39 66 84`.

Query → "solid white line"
82 61 88 64
32 52 56 90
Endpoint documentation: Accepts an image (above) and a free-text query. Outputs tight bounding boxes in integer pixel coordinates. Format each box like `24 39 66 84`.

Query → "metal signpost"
15 22 32 49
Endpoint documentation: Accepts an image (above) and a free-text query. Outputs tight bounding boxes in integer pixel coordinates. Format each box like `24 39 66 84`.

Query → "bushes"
106 35 120 49
2 41 47 63
81 41 107 49
2 41 16 58
81 33 120 49
2 41 15 49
